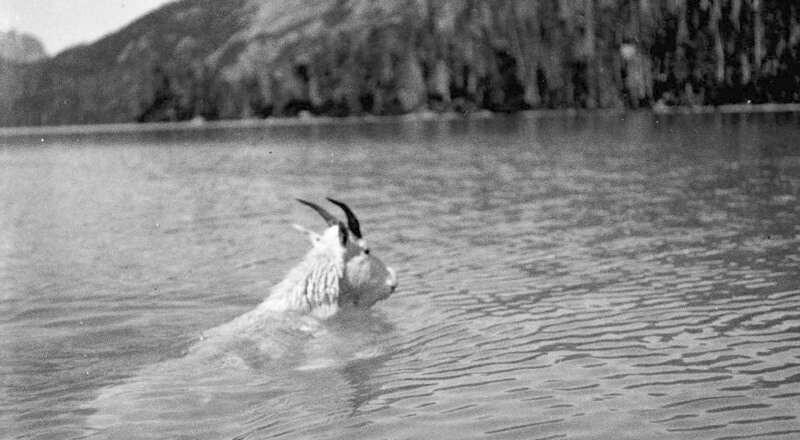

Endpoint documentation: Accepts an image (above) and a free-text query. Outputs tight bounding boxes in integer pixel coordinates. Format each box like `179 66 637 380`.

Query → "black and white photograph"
1 1 799 439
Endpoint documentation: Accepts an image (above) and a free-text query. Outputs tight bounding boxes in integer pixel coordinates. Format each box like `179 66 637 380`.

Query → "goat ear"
292 223 321 244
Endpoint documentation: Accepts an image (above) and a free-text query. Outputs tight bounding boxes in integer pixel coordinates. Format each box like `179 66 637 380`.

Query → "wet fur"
258 239 345 318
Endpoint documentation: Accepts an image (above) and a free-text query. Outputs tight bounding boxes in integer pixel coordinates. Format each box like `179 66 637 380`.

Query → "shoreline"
2 103 800 138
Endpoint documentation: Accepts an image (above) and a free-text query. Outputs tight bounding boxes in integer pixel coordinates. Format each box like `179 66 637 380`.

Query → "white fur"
259 220 397 319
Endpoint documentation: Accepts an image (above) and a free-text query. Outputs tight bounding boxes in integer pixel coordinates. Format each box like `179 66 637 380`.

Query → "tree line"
5 0 800 126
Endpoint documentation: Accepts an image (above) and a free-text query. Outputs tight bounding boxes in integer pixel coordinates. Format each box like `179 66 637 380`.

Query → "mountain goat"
191 197 397 359
257 198 398 319
84 199 398 434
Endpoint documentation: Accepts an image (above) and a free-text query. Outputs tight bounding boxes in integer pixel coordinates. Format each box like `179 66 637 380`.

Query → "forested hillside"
2 0 799 127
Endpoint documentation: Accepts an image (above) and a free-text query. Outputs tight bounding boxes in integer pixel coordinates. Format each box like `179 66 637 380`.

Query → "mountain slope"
1 0 583 125
5 0 250 126
3 0 800 127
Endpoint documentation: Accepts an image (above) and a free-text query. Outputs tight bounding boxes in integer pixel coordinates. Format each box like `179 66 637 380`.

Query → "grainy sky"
0 0 175 55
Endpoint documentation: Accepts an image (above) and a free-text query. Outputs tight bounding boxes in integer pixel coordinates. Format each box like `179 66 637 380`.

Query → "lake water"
1 112 799 440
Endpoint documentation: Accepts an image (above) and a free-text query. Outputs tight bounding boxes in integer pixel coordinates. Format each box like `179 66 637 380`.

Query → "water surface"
1 113 799 439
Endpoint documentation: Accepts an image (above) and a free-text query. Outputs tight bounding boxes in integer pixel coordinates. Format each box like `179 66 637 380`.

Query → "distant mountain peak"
0 29 48 63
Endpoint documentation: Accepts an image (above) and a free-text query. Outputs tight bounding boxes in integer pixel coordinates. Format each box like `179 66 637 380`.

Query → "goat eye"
363 248 370 255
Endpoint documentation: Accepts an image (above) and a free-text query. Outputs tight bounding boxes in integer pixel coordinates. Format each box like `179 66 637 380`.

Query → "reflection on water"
1 112 799 439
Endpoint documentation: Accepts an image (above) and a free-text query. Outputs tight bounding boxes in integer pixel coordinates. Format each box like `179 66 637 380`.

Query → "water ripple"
2 114 799 439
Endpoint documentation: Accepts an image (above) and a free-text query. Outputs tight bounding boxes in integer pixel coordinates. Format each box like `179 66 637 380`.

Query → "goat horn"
326 198 362 238
297 199 339 226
